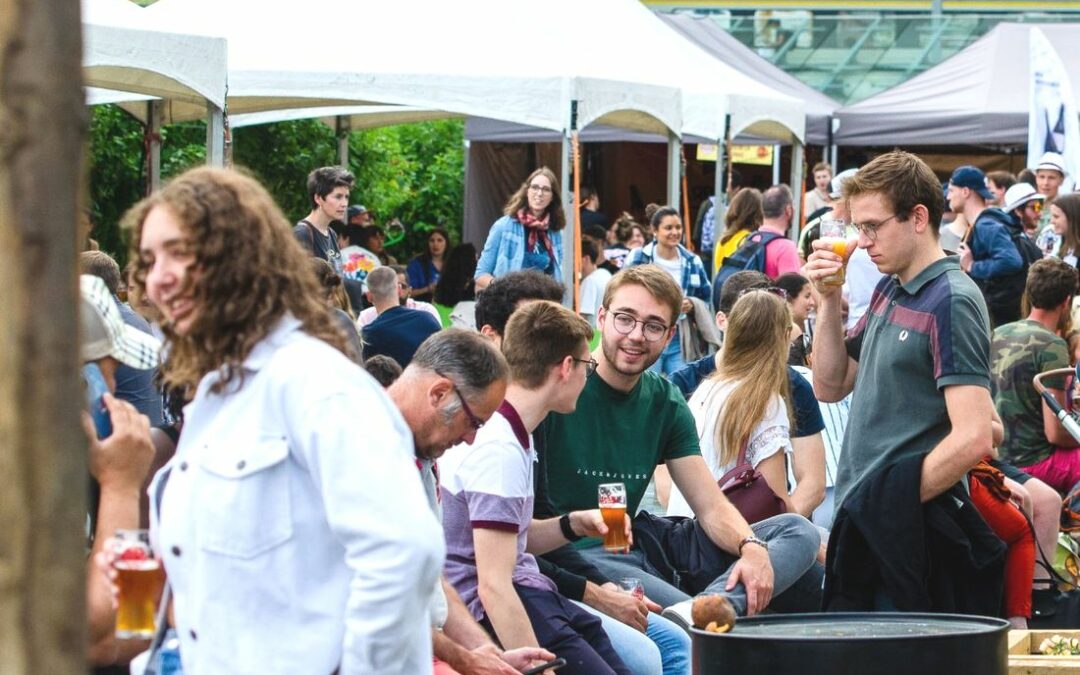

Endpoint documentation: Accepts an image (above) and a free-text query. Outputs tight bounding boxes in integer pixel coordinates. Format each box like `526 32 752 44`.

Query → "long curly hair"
124 167 349 396
502 167 566 231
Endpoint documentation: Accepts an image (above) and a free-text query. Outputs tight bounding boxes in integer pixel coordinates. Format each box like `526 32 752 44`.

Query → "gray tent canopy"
835 22 1080 147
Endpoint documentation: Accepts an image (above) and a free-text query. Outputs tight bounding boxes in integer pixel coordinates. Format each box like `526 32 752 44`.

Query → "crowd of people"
79 146 1080 674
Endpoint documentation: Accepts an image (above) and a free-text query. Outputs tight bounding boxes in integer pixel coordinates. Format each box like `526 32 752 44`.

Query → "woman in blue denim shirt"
475 167 565 290
626 205 712 376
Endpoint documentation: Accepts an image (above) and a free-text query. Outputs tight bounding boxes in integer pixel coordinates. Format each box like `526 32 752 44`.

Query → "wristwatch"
738 535 769 555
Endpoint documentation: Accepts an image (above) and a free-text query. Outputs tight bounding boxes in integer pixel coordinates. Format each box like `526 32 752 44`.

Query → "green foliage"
88 107 464 267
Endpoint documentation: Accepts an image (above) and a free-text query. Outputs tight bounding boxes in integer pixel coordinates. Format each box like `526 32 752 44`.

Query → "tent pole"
336 115 351 167
572 131 582 312
667 131 681 212
829 115 839 170
559 100 578 309
146 100 162 195
789 139 806 244
772 144 781 185
206 104 225 167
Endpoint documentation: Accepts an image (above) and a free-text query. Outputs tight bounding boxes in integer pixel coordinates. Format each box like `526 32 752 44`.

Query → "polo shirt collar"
897 255 957 296
497 400 531 450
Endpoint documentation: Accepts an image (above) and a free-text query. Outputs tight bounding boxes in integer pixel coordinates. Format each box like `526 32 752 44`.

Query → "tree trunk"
0 0 89 671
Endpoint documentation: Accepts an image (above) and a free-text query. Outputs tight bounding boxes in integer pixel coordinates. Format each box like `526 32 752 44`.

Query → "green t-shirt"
536 370 700 547
991 319 1070 466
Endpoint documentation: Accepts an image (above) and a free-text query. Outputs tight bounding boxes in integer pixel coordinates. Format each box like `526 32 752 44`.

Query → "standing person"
806 151 1001 613
440 301 631 675
987 171 1017 207
407 228 450 303
712 188 763 276
537 265 821 623
1034 152 1068 251
625 206 711 377
295 166 353 272
362 266 442 368
126 167 443 673
804 162 833 218
475 167 565 290
1049 193 1080 268
759 185 802 279
579 240 612 329
949 165 1025 326
579 186 609 230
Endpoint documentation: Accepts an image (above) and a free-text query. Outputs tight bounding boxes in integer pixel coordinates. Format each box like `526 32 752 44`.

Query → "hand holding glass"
112 529 165 639
598 483 629 553
818 219 858 286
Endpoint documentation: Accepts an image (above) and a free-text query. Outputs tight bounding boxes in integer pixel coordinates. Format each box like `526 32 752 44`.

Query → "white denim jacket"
150 315 443 674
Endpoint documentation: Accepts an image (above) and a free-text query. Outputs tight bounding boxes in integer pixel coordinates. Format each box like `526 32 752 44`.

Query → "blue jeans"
573 602 691 675
580 514 821 615
649 328 685 378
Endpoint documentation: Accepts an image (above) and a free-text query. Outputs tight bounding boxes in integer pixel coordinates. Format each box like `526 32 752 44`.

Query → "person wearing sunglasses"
1002 183 1046 237
475 167 566 291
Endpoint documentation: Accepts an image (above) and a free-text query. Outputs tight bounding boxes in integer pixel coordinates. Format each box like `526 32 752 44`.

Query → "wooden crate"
1009 630 1080 673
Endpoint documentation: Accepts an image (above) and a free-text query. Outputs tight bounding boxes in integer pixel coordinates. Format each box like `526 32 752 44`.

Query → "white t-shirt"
843 248 885 331
579 268 613 327
653 251 683 287
667 377 792 518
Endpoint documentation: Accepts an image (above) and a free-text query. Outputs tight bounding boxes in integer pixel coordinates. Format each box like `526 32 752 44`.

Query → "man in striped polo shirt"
806 151 997 609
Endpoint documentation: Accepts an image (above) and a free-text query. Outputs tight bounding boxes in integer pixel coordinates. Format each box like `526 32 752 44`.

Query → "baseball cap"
949 166 993 200
347 205 368 220
829 168 858 199
80 275 160 370
1002 182 1045 213
1035 151 1066 176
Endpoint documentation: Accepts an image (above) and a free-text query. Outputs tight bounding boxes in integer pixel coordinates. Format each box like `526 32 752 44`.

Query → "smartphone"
83 363 112 439
522 658 566 675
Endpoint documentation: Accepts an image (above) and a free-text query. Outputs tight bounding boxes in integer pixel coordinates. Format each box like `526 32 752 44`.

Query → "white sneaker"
661 599 693 633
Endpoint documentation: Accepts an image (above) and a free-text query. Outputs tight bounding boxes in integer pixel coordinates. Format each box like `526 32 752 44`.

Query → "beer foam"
114 559 161 572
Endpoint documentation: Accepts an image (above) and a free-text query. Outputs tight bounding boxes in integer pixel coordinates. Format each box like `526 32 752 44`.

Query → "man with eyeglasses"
441 301 634 674
361 266 441 368
536 264 821 629
806 151 1001 613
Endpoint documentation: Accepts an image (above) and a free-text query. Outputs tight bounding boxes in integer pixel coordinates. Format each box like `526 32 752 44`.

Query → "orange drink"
598 483 629 553
819 219 855 286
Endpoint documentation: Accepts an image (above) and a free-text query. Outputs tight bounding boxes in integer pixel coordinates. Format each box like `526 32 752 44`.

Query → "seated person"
360 266 441 367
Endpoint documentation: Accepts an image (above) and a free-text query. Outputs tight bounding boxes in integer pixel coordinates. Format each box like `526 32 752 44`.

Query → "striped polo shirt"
834 256 991 511
439 401 556 621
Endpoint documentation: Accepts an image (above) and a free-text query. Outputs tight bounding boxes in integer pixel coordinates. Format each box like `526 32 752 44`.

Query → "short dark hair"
1026 258 1078 310
1018 168 1038 188
474 270 564 337
762 185 793 220
987 171 1016 192
844 150 944 234
774 273 810 301
363 354 403 387
502 301 592 389
581 239 600 264
718 270 770 314
80 250 122 296
649 205 680 229
306 166 354 208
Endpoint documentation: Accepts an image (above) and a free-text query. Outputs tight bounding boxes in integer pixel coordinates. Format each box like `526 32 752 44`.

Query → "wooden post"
0 0 88 672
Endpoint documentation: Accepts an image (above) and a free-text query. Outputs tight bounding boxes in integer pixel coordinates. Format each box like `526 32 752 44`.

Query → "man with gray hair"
760 184 801 278
361 265 441 367
387 330 559 673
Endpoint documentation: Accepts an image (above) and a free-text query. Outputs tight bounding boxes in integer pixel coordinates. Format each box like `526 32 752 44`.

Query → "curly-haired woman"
124 167 443 673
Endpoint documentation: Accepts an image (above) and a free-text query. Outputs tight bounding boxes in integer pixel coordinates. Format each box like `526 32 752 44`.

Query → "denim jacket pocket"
198 436 293 558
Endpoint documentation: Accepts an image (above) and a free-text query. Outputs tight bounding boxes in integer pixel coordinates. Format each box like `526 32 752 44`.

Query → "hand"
726 543 773 616
587 582 649 632
804 240 846 298
87 394 154 493
460 643 552 675
569 510 632 549
498 646 556 673
681 298 693 315
93 540 122 611
957 242 973 272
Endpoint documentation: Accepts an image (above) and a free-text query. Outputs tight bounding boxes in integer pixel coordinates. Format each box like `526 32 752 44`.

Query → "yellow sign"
696 144 774 165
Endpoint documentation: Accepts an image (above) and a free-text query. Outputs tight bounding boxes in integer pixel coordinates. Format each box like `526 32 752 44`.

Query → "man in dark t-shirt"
361 267 441 368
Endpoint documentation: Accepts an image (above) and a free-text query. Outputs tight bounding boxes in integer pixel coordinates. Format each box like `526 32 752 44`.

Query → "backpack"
974 209 1041 323
712 231 782 312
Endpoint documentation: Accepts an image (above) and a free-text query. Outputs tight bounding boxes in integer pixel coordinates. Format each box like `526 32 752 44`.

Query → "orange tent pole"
572 131 582 313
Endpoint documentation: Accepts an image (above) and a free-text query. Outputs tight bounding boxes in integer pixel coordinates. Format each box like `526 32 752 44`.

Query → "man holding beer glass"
440 301 632 674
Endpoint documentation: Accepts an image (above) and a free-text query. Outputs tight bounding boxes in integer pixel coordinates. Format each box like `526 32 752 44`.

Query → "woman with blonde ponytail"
666 289 796 517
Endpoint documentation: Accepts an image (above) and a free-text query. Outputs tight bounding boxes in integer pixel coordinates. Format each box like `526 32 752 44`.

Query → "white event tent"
835 22 1080 147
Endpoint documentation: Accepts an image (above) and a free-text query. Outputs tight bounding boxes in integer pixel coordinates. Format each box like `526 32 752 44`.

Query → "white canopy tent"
835 22 1080 147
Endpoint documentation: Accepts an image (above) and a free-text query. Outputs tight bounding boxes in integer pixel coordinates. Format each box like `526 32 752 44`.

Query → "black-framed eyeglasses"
852 213 901 242
738 286 788 301
528 184 553 195
452 384 484 431
608 311 670 342
572 357 599 375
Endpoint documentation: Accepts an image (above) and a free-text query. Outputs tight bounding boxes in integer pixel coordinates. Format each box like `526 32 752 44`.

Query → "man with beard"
536 264 820 626
387 329 555 674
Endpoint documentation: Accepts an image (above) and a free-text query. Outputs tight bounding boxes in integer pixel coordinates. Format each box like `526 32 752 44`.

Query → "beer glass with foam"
113 529 166 639
598 482 628 553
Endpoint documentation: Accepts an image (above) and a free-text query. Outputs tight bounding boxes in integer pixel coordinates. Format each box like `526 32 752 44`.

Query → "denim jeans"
580 514 821 615
573 602 691 675
649 328 685 377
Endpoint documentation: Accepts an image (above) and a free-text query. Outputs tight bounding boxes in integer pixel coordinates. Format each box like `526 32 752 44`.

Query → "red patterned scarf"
517 209 554 260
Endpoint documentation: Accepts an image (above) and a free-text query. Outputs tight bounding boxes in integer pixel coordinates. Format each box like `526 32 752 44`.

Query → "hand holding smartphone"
83 363 113 439
522 658 566 675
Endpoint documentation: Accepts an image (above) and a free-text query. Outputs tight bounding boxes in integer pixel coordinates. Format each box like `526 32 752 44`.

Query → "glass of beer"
598 483 628 553
113 529 166 639
818 218 858 286
619 577 645 600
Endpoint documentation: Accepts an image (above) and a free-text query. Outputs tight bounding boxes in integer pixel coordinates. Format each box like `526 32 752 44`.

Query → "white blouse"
667 377 792 518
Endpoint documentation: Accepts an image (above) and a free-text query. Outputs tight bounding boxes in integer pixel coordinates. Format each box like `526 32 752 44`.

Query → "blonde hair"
709 290 793 466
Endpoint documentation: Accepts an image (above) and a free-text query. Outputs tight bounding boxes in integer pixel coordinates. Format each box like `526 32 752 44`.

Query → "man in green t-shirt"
537 265 820 624
992 257 1079 490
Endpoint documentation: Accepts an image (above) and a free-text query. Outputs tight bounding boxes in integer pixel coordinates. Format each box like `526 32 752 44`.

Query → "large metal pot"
691 612 1008 675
